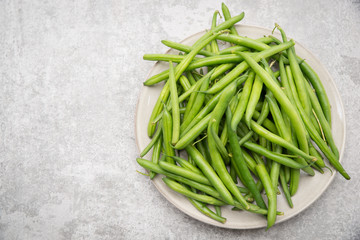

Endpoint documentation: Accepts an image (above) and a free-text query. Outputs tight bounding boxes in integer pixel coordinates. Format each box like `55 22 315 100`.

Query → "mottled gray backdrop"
0 0 359 239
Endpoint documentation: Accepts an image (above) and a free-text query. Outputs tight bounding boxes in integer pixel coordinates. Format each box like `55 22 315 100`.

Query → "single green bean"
221 2 239 35
230 161 238 184
166 155 203 175
159 160 211 185
256 163 277 229
216 34 271 52
163 108 175 164
270 145 282 193
140 120 163 157
250 121 315 162
168 61 180 144
279 167 293 208
179 75 192 91
161 40 216 57
188 196 226 223
309 143 325 168
150 136 162 179
265 95 292 142
209 121 230 165
242 141 309 170
162 178 226 206
210 11 221 54
245 74 263 127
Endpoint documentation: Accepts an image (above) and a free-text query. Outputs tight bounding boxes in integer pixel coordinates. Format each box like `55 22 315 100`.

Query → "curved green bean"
163 178 226 206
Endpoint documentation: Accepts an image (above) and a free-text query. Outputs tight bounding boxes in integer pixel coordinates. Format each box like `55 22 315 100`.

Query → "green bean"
310 111 323 136
182 90 198 124
244 74 263 127
242 141 308 170
144 58 236 86
147 27 240 136
147 33 222 137
182 72 210 127
256 163 277 229
218 36 274 55
216 34 270 51
140 120 163 157
186 71 197 85
244 180 264 204
188 196 226 223
239 99 271 146
209 121 230 165
161 40 216 57
226 108 267 209
207 81 250 209
269 37 331 125
137 158 217 194
196 139 212 165
284 166 290 183
276 25 311 117
305 80 339 159
270 145 282 193
219 45 249 55
221 2 239 35
138 159 273 216
163 108 175 164
230 161 238 184
241 149 259 177
232 200 283 216
210 11 221 54
300 61 332 125
279 167 293 208
237 186 250 194
162 178 226 206
150 136 162 179
265 95 291 142
159 160 211 185
252 111 278 134
309 143 325 168
238 52 309 155
143 54 191 62
231 71 255 130
150 69 218 127
206 41 295 94
176 76 247 147
168 61 180 144
286 66 350 179
186 145 234 205
250 121 315 162
220 91 242 146
179 75 192 91
166 155 203 175
177 113 211 149
290 168 300 196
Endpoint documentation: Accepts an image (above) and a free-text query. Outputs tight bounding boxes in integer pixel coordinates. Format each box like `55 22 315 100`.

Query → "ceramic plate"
135 25 346 229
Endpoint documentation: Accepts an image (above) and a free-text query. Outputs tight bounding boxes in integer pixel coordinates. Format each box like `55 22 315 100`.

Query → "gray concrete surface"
0 0 359 239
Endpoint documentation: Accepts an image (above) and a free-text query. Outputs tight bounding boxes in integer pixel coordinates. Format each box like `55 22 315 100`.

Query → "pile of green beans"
137 3 350 229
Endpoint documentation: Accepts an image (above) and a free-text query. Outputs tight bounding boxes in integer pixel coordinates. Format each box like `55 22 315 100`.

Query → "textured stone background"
0 0 359 239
